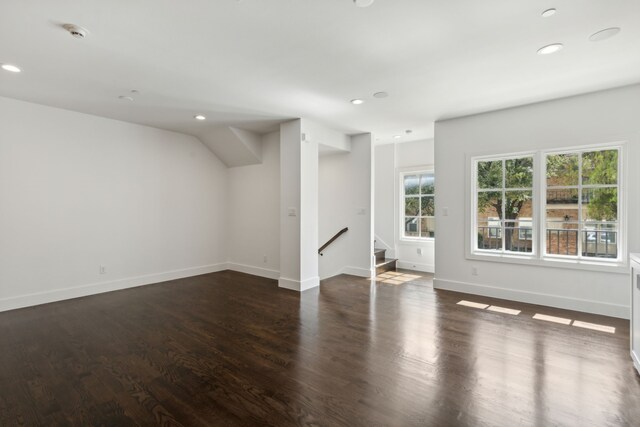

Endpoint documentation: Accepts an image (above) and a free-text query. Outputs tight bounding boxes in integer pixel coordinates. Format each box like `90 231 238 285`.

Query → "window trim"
471 151 538 258
399 168 435 242
466 142 627 273
541 144 625 264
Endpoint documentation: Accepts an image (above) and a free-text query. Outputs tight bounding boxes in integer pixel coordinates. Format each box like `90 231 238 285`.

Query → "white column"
278 119 319 291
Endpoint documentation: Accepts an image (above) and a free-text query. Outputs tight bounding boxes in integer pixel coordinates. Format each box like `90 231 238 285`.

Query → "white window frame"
542 144 624 264
399 169 435 242
471 151 538 258
467 142 627 273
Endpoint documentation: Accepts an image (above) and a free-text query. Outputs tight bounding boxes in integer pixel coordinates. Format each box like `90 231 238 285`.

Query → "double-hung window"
544 148 620 260
402 172 435 239
474 156 534 254
471 144 623 266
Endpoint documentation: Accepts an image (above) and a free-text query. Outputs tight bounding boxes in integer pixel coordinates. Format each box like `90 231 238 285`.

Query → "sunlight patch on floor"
375 271 422 285
533 313 572 325
572 320 616 333
457 300 489 309
487 305 521 315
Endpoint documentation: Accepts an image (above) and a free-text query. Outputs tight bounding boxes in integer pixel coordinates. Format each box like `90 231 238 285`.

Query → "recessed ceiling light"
405 129 413 134
118 95 134 101
130 90 140 95
1 64 21 73
589 27 621 42
537 43 563 55
353 0 375 7
394 135 402 139
351 99 364 105
541 8 557 17
373 92 388 98
194 115 206 120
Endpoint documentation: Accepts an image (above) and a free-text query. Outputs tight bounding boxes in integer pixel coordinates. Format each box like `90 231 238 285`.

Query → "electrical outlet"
417 248 423 255
263 255 268 263
472 267 478 276
100 266 106 275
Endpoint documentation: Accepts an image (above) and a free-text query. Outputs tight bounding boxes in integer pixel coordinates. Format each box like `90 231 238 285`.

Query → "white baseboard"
278 276 320 291
342 266 373 278
227 262 279 280
433 278 629 319
397 261 435 273
0 263 228 313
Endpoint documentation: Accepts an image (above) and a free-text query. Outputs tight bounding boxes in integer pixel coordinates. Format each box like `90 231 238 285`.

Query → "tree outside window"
403 172 435 239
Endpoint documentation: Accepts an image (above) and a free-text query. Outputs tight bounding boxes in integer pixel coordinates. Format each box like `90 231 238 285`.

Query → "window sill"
467 251 628 274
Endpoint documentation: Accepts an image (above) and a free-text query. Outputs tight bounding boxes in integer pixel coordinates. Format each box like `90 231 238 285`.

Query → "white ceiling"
0 0 639 145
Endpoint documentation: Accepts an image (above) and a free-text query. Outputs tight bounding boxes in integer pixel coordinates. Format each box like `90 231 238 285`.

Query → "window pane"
420 174 434 194
505 157 533 188
583 223 617 259
421 217 435 238
477 160 502 189
421 196 435 216
547 153 579 186
477 219 502 251
404 217 419 237
546 189 578 222
547 188 579 204
582 188 617 221
477 191 502 220
405 197 419 216
505 221 533 253
504 190 532 220
582 149 618 185
545 224 578 256
404 175 419 195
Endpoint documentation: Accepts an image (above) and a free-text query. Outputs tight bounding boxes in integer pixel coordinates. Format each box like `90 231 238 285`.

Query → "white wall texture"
227 131 280 279
374 139 435 272
0 96 228 311
319 134 374 279
434 84 640 319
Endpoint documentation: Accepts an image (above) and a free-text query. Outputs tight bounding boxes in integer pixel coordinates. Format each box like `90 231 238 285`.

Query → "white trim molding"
0 263 228 313
278 276 320 292
433 277 628 319
227 262 280 280
397 261 435 273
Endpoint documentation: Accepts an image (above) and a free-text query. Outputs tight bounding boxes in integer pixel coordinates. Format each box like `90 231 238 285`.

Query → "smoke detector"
63 24 89 39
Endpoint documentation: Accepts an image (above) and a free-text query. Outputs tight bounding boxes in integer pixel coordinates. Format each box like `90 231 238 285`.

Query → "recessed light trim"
194 115 207 120
351 99 364 105
118 96 134 101
373 92 388 99
589 27 621 42
394 135 402 139
541 8 557 17
537 43 563 55
1 64 21 73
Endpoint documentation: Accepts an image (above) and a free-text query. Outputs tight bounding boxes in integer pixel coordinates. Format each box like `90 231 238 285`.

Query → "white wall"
434 84 640 319
278 119 320 291
319 134 374 279
227 131 280 279
374 139 435 272
0 96 228 311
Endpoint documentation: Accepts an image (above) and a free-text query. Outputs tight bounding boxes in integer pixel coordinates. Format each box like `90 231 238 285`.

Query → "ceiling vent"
62 24 89 39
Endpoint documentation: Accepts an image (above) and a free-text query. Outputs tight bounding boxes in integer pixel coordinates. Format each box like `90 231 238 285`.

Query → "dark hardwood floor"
1 270 639 426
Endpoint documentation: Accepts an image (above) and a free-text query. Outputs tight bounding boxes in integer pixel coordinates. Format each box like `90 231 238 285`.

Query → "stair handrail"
318 227 348 255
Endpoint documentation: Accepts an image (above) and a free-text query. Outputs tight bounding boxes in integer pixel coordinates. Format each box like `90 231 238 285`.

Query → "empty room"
1 0 640 426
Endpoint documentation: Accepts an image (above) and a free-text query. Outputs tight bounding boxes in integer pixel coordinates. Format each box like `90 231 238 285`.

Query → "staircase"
375 248 397 275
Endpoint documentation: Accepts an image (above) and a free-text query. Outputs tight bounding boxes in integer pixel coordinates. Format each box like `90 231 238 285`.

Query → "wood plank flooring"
1 270 639 426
